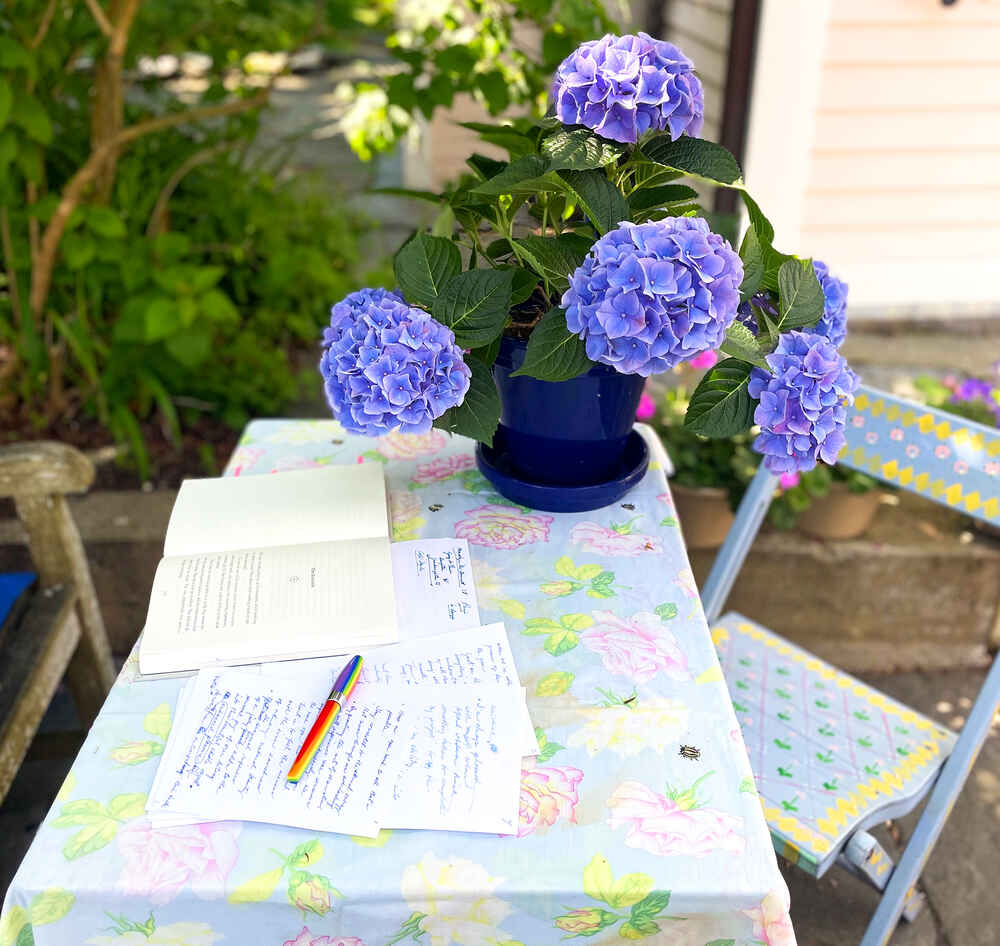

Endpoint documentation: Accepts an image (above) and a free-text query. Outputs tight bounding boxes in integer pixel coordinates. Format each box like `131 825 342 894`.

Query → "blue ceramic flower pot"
488 335 645 486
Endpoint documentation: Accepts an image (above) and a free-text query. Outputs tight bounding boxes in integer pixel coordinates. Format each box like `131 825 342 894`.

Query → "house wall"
661 0 733 144
745 0 1000 317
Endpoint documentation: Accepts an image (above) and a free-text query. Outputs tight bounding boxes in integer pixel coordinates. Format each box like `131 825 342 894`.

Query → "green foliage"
769 464 879 529
684 359 756 438
344 0 620 160
0 1 379 475
512 307 591 382
649 382 757 508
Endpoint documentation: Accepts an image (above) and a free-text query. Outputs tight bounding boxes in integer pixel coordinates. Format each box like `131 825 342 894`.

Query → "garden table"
2 420 794 946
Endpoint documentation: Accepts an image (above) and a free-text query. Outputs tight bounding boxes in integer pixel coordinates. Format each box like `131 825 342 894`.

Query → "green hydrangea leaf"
684 358 756 438
394 233 462 308
432 354 501 445
642 136 742 186
511 307 591 382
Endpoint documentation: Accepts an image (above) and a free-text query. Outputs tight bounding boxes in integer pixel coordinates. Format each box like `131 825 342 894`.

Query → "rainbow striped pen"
286 654 363 783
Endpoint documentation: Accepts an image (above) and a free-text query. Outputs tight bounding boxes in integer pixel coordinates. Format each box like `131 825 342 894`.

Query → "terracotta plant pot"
795 482 882 540
671 483 734 550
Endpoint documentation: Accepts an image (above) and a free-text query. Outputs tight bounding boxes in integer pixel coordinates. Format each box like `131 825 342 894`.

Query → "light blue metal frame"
701 383 1000 944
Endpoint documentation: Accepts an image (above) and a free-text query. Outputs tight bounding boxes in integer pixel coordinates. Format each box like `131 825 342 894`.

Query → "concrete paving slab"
867 669 1000 946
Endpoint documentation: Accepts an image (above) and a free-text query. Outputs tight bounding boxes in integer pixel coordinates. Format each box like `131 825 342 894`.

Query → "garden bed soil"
0 414 240 491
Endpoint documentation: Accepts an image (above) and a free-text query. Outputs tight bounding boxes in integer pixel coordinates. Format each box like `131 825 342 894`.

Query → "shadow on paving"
2 671 998 945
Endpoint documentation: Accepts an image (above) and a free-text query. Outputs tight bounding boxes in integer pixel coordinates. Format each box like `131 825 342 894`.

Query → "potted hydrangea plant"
320 32 858 511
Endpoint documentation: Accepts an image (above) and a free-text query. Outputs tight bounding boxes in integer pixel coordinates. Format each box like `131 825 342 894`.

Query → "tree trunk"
90 0 141 203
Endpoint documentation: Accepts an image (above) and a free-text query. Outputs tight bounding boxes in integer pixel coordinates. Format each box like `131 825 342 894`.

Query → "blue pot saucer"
475 428 649 513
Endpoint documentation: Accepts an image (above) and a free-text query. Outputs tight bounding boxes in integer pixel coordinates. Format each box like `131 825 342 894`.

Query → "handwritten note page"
147 669 403 836
391 539 480 639
148 660 526 835
271 624 537 756
385 688 523 834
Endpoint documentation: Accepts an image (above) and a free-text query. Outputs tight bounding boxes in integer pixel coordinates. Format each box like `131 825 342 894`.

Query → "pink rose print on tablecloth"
954 460 969 475
935 445 951 459
518 764 584 837
412 454 475 485
117 819 241 905
283 929 365 946
455 505 552 550
607 780 745 857
890 427 904 441
673 567 699 600
906 444 921 459
388 489 422 525
374 429 447 460
852 415 865 427
270 455 328 473
744 891 796 946
570 521 663 557
227 445 264 476
581 611 688 684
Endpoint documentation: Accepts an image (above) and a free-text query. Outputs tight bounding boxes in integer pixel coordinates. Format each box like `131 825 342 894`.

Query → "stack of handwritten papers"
145 621 534 837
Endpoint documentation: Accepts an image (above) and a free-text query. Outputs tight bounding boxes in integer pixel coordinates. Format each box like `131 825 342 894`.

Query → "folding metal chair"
701 384 1000 946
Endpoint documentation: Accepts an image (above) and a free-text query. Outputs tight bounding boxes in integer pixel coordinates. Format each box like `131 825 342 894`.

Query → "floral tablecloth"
2 420 794 946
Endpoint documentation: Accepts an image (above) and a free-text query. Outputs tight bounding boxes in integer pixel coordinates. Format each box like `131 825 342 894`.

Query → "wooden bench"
0 442 115 801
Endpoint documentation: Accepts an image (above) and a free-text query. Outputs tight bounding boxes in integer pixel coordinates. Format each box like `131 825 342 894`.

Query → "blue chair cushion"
714 612 957 877
0 572 36 628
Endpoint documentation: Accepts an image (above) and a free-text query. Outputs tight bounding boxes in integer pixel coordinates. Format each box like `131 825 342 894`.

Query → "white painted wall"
745 0 1000 317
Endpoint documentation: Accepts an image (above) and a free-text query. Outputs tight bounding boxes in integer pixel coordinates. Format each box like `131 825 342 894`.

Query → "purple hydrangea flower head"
748 330 859 474
812 259 849 346
561 217 743 376
551 33 704 144
319 287 471 436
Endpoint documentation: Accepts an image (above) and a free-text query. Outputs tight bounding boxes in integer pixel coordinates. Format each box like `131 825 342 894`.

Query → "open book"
138 466 398 675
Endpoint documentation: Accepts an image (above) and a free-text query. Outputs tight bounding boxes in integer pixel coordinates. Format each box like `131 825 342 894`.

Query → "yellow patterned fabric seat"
713 613 956 877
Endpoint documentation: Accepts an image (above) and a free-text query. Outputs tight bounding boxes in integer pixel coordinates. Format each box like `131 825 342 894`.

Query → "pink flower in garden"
581 611 688 683
607 780 745 857
117 819 241 905
635 392 657 421
412 454 475 484
518 765 584 837
687 350 719 370
375 429 448 460
744 891 796 946
455 505 552 550
778 472 800 489
283 929 365 946
570 521 663 557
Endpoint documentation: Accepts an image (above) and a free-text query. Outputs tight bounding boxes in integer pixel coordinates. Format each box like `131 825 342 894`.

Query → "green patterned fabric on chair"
713 613 955 877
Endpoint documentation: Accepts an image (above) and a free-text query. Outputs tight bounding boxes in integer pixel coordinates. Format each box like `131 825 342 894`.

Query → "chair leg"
841 830 924 923
859 653 1000 946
